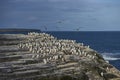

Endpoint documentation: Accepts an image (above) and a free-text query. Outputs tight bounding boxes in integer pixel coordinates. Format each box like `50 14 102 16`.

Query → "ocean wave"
101 52 120 61
103 55 120 61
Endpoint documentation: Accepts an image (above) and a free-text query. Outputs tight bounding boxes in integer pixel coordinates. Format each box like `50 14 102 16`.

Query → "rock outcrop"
0 32 120 80
0 28 40 32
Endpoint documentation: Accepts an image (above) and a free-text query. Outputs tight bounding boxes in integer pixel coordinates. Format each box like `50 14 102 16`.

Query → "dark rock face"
0 33 120 80
0 28 40 32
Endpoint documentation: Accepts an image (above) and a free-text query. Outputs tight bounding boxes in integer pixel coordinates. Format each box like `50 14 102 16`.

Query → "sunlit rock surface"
0 32 120 80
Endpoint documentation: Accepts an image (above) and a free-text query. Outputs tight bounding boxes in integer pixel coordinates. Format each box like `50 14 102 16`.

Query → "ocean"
0 31 120 70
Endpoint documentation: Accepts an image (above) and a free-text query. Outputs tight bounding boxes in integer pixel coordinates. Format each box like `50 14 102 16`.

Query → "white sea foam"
101 52 120 61
103 55 120 60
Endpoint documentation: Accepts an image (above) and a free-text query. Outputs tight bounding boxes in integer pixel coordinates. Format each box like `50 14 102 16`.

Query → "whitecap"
103 55 120 61
101 52 120 61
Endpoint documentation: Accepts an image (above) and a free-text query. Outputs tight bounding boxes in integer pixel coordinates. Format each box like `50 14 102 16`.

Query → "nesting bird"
100 72 104 77
43 59 47 64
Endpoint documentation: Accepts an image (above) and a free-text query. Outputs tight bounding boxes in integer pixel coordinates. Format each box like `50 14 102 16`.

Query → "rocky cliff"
0 32 120 80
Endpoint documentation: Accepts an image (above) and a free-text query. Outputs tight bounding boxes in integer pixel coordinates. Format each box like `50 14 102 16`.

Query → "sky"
0 0 120 31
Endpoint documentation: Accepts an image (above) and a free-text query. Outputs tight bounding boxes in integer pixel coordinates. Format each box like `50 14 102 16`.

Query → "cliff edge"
0 32 120 80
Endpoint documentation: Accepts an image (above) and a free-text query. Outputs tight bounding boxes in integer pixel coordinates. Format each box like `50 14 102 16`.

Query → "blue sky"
0 0 120 31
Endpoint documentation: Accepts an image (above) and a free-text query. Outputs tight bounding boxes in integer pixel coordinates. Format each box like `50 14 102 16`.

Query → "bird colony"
18 32 97 64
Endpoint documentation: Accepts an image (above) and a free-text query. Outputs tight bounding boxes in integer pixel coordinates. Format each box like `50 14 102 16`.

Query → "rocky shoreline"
0 32 120 80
